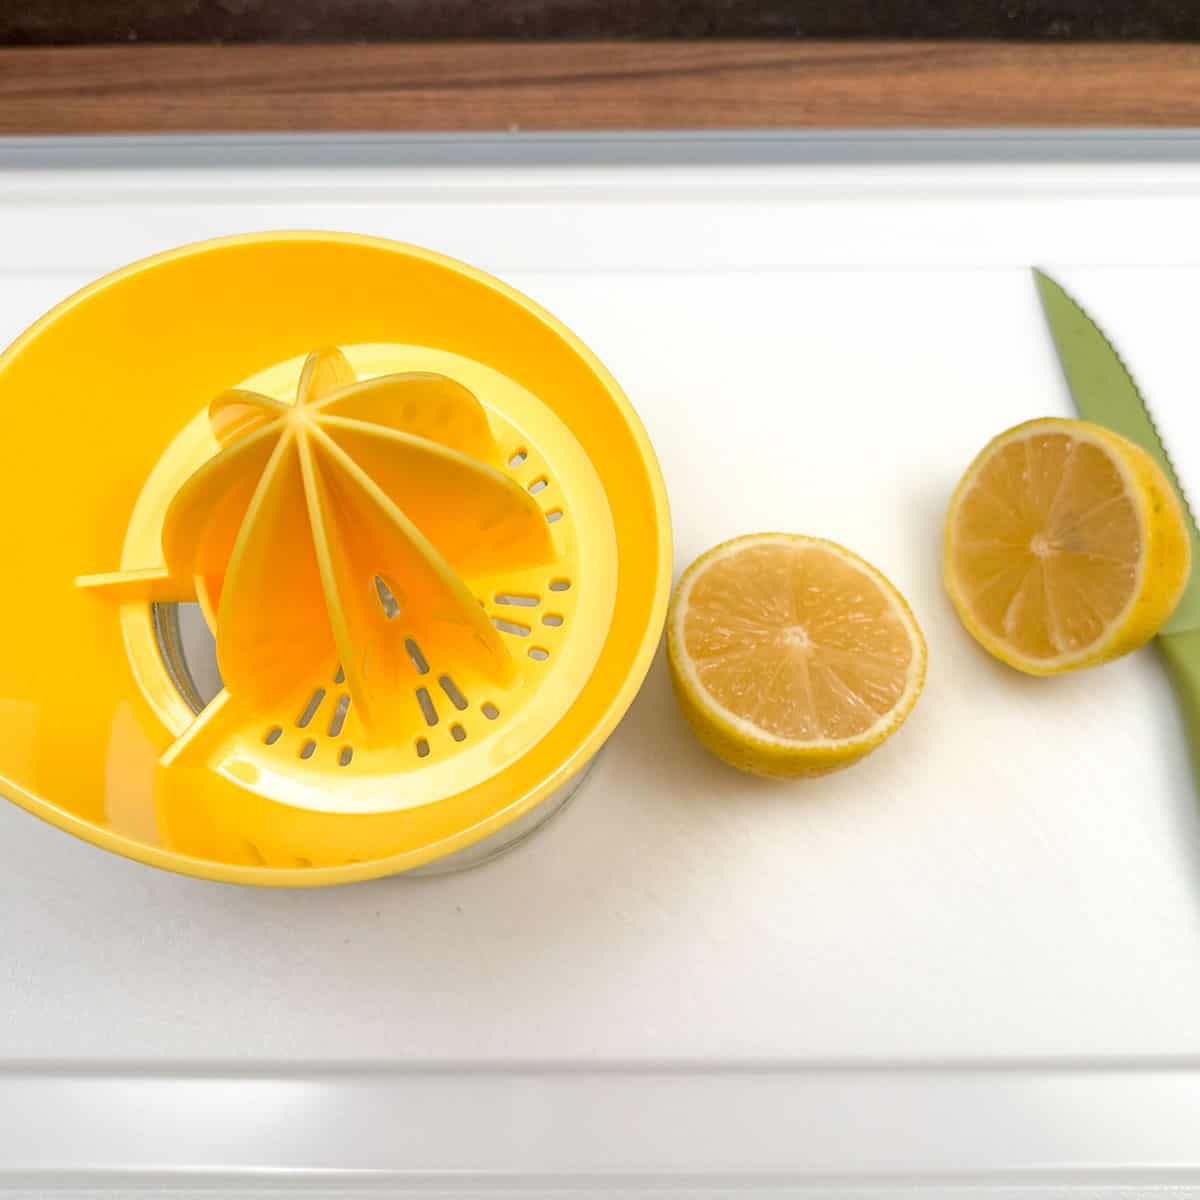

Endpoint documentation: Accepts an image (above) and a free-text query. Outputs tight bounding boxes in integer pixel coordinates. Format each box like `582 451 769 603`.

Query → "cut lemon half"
944 417 1191 676
668 534 926 778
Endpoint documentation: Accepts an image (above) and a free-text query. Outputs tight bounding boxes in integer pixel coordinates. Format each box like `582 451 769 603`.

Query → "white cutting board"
1 133 1199 1194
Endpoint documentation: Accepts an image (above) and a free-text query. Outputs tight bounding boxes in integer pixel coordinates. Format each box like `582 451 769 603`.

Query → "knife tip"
1031 267 1062 302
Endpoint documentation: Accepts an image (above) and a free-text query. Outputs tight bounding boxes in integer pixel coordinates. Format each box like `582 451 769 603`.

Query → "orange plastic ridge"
78 347 556 746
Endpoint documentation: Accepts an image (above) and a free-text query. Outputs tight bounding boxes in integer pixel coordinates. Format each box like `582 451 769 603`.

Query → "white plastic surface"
3 133 1200 1193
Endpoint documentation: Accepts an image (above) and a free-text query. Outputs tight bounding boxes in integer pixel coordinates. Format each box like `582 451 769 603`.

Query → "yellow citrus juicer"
0 232 671 885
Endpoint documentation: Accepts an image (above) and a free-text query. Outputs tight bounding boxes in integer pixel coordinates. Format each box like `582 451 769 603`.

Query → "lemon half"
944 417 1191 675
668 534 927 778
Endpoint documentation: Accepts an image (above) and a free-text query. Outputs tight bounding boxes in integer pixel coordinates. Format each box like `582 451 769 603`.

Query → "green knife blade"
1033 268 1200 636
1035 268 1200 781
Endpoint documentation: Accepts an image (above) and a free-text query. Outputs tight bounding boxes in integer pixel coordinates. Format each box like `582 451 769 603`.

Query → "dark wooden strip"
4 0 1197 43
2 43 1200 133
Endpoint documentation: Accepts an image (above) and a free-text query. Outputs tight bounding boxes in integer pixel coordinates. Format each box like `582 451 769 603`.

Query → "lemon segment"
944 417 1191 675
668 534 926 778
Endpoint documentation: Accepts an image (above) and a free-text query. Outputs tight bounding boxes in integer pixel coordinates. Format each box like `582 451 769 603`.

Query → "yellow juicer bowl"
0 232 671 885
